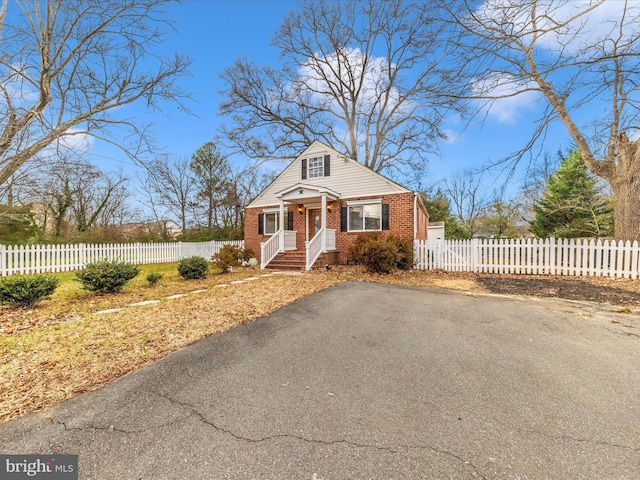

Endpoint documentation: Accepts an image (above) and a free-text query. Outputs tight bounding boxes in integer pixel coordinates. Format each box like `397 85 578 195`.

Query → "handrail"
305 227 324 270
260 230 282 269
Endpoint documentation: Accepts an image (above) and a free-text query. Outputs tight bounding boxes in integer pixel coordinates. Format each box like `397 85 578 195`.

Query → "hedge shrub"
387 234 415 270
177 256 209 279
76 260 140 293
0 274 60 308
348 232 414 274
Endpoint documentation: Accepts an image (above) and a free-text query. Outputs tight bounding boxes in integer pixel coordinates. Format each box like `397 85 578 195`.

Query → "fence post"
79 243 85 268
471 238 478 272
0 244 4 276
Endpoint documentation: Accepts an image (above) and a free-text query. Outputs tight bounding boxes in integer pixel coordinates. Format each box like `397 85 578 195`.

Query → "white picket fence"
415 237 640 279
0 240 244 276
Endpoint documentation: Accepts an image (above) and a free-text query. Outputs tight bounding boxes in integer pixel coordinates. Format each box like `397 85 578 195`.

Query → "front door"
308 209 321 239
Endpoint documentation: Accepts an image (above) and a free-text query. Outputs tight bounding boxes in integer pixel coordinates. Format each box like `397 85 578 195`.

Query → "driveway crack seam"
156 393 488 478
54 417 185 435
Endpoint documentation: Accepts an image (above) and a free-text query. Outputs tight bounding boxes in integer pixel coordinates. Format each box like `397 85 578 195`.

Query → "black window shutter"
324 155 330 176
340 207 347 232
258 213 264 235
382 204 389 230
301 158 307 180
287 211 294 230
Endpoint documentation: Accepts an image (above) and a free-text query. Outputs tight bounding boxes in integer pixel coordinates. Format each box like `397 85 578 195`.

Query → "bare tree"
477 197 525 238
218 0 459 176
0 0 191 187
442 170 491 238
143 156 197 232
442 0 640 240
17 155 132 238
0 0 6 37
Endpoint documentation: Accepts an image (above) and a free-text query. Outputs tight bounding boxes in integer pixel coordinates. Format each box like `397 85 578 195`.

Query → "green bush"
348 232 415 274
211 244 242 273
347 232 383 263
146 272 164 286
76 260 140 293
356 237 400 274
387 234 414 270
177 256 209 279
0 274 60 308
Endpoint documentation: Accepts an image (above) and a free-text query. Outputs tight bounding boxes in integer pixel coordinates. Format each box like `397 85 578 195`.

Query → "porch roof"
275 183 341 202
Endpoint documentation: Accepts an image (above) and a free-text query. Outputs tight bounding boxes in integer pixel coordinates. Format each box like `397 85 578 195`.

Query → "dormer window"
307 156 324 178
301 155 330 180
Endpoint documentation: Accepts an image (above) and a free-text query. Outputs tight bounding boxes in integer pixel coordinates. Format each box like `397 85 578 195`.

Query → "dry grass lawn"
0 264 338 423
3 263 640 424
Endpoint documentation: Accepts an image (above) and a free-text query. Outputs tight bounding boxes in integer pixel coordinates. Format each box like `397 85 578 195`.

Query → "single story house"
244 140 429 270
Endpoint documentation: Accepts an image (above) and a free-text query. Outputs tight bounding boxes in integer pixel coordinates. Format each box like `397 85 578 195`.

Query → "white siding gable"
248 140 410 208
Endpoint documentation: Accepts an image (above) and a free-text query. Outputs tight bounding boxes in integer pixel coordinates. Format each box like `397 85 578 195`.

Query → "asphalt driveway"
1 281 639 479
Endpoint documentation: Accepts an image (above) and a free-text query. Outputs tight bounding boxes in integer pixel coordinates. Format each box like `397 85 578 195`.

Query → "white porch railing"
326 229 336 250
305 228 324 270
284 230 297 250
260 231 282 269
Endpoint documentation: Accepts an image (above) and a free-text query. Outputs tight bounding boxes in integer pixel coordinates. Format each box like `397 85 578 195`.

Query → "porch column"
279 199 285 252
321 193 327 252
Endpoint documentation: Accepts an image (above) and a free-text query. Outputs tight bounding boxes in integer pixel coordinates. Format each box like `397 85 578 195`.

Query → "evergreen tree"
530 150 613 238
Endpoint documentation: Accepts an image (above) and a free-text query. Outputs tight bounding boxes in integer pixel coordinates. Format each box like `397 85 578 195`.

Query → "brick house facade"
245 141 429 269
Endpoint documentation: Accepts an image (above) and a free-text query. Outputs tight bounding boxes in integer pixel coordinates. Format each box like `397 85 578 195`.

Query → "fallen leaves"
0 270 336 423
3 264 640 424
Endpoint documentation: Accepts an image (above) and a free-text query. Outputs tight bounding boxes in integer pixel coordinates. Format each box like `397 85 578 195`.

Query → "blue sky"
92 0 580 199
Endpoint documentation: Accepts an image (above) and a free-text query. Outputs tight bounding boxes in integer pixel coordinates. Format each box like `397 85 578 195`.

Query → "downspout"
413 192 418 240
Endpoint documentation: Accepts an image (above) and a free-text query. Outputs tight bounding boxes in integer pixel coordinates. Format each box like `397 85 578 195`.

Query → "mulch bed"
476 274 640 306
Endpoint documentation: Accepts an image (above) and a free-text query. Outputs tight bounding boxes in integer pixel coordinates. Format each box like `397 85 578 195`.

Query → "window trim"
347 201 382 232
262 208 288 236
307 156 324 179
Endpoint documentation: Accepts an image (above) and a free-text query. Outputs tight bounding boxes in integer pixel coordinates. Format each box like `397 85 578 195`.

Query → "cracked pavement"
1 281 639 479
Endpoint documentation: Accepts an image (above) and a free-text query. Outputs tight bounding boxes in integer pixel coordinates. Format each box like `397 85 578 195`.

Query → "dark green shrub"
76 260 140 293
0 274 60 308
356 237 400 274
387 234 414 270
177 256 209 279
146 272 163 286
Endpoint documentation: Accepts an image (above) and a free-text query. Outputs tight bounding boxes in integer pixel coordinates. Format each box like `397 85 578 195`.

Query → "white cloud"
469 1 640 123
472 73 542 124
292 47 408 119
476 0 640 54
58 129 94 151
38 128 94 160
442 128 463 144
0 64 39 108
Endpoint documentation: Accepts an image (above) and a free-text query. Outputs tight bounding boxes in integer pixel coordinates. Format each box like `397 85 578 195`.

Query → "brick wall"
245 192 422 263
333 192 416 263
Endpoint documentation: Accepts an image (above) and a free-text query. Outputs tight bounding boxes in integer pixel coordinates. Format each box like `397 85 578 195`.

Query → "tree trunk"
612 134 640 242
